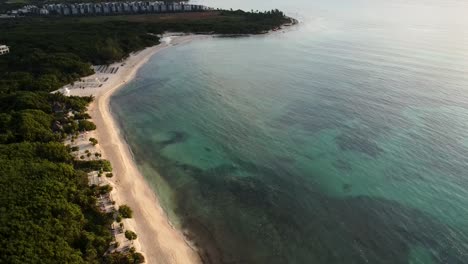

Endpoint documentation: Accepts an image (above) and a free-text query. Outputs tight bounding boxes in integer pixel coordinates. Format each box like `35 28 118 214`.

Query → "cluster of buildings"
0 45 9 56
7 2 210 16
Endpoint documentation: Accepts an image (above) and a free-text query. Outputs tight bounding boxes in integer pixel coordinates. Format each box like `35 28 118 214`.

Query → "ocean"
110 0 468 263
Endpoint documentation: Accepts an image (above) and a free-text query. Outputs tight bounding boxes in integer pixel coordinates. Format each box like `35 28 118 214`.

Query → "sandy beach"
65 34 208 264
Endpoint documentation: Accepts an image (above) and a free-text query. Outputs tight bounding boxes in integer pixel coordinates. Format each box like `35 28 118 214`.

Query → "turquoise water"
111 0 468 263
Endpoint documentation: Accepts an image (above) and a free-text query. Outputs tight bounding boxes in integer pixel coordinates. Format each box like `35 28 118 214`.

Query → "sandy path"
80 35 207 264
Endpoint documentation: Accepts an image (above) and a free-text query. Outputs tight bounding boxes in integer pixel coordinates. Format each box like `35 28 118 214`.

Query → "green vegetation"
125 230 138 242
74 112 91 120
118 205 133 218
97 184 112 195
104 248 145 264
75 159 112 172
116 215 122 223
79 120 97 131
0 10 291 263
89 137 98 146
0 92 127 262
0 115 115 263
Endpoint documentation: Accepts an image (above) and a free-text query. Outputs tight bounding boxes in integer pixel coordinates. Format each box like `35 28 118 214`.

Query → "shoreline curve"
75 34 208 264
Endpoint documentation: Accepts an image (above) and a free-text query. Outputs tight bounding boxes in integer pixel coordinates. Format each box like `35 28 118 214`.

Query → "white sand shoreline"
66 34 208 264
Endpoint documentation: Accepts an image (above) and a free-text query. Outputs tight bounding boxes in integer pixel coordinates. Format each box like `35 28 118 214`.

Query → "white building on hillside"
0 45 9 55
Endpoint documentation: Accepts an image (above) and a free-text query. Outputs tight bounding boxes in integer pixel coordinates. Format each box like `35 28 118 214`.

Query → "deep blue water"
111 0 468 263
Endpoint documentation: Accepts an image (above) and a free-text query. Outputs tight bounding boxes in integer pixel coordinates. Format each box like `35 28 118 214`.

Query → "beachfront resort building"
0 45 9 55
7 5 48 16
7 2 211 17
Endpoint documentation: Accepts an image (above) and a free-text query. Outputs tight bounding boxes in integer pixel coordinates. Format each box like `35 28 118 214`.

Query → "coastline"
69 35 208 264
60 23 297 262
